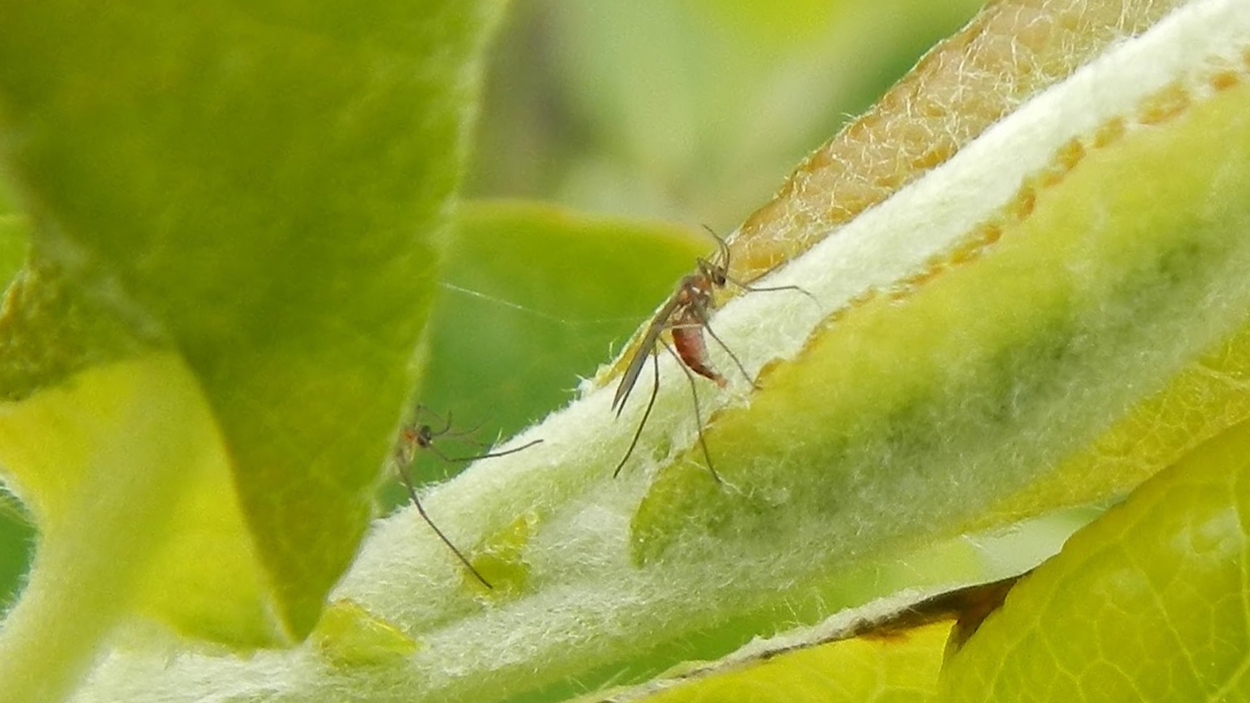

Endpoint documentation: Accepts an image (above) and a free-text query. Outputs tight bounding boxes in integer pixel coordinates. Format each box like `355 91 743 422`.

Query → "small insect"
612 228 816 481
393 406 542 589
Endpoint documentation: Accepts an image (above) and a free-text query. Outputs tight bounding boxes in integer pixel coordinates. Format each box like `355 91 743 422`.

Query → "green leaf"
0 0 502 699
0 355 258 702
0 486 34 608
0 212 29 289
940 418 1250 701
311 598 420 668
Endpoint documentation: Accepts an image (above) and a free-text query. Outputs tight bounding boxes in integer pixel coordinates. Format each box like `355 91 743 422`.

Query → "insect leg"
726 269 820 307
445 439 544 463
660 339 723 485
613 349 661 478
415 405 457 437
443 418 488 438
396 463 492 589
683 306 758 390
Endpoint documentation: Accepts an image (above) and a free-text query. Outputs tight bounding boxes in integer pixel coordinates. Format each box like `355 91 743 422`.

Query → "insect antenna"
699 224 820 306
702 224 731 265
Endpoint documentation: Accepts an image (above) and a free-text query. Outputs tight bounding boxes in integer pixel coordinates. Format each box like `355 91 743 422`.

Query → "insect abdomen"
672 325 728 387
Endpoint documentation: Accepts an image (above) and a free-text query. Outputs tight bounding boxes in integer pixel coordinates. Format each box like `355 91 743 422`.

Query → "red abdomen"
672 325 728 387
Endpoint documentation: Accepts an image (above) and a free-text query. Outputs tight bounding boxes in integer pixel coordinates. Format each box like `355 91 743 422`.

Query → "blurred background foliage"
0 0 984 610
469 0 984 228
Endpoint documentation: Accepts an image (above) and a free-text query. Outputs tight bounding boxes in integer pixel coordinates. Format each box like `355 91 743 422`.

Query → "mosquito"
393 405 542 589
611 228 816 481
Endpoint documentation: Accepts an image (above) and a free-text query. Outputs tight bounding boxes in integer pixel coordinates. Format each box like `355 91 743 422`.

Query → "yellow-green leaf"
941 418 1250 701
611 621 952 703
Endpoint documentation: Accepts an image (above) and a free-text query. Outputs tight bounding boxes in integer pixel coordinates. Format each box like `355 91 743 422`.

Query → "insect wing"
612 294 682 413
612 321 662 415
